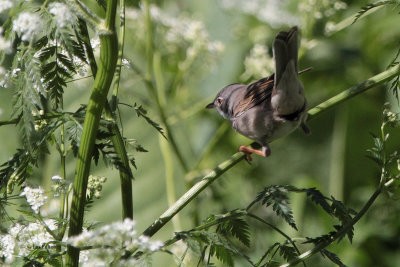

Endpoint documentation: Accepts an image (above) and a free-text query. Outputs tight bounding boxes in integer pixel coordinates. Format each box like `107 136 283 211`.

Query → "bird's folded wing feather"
233 74 274 117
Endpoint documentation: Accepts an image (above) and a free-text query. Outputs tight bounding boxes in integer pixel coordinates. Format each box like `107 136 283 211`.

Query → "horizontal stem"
141 64 400 239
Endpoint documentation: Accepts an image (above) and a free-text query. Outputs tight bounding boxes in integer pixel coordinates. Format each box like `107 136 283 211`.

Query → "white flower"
0 234 15 263
324 21 336 35
51 175 71 196
334 1 347 10
49 2 75 28
0 0 13 14
121 58 130 68
20 186 48 213
220 0 300 27
87 175 107 199
241 44 274 80
0 31 12 53
7 220 57 257
13 12 43 42
136 235 164 252
90 37 101 49
68 218 137 248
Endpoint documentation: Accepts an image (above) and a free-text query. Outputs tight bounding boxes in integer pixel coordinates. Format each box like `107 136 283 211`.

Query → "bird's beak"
206 102 215 109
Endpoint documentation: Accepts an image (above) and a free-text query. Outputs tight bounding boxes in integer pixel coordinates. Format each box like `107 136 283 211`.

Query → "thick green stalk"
78 9 133 219
141 64 400 238
66 0 118 266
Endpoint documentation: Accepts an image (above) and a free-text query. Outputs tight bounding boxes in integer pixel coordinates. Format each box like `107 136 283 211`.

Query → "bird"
206 26 310 161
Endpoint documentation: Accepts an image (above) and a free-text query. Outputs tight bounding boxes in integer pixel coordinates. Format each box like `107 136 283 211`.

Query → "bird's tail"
271 26 305 116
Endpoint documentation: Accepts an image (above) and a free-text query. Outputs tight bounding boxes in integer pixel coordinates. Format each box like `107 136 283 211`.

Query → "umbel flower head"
13 12 43 42
20 185 47 214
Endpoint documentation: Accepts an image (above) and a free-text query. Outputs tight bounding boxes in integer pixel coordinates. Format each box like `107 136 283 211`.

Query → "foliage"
0 0 400 266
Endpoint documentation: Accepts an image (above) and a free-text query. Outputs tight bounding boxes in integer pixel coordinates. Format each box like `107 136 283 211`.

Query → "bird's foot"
238 145 270 163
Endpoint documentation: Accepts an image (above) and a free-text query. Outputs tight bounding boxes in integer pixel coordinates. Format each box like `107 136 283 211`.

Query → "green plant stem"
307 64 400 120
159 136 182 231
78 14 133 219
329 107 348 200
142 0 189 173
142 152 246 237
111 0 126 111
65 0 118 266
140 64 400 239
280 186 382 267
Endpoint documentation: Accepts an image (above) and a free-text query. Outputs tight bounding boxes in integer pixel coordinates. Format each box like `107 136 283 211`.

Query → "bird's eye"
216 97 223 105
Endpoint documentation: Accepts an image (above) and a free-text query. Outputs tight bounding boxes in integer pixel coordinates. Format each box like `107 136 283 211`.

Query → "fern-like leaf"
255 185 297 230
321 249 347 267
217 216 251 247
353 1 398 24
278 244 297 262
330 198 354 242
133 103 166 139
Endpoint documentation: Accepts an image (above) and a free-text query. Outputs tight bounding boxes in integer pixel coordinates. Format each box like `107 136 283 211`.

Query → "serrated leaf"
57 53 76 73
39 46 56 61
330 198 354 242
305 188 332 214
321 249 347 267
134 103 166 139
255 186 297 230
278 244 297 262
217 217 250 247
353 1 397 24
34 36 49 50
210 244 234 267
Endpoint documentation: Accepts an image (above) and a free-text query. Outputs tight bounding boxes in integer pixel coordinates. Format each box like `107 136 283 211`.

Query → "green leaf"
278 244 297 262
133 103 167 139
217 217 251 247
305 188 332 214
353 1 398 24
321 249 347 267
39 46 56 62
330 198 354 242
210 243 234 267
255 185 297 230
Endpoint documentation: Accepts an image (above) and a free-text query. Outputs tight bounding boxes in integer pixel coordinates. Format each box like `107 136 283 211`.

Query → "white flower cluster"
49 2 76 28
0 27 12 54
68 218 163 265
126 5 224 71
0 219 57 263
51 175 71 197
0 0 13 14
20 185 48 214
241 44 275 80
13 12 43 42
298 0 347 35
86 175 107 199
220 0 300 28
299 0 347 19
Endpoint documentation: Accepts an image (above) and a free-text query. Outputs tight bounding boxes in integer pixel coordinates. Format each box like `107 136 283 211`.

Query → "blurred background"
1 0 400 266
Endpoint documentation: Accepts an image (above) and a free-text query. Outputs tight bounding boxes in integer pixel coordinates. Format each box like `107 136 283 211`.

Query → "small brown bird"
206 26 310 161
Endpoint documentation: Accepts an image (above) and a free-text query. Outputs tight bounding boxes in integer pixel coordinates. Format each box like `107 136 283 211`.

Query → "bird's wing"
233 74 274 118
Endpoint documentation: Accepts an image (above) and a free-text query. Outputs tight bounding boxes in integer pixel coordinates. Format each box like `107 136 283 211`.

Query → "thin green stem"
280 187 382 267
329 107 348 200
159 136 182 231
65 0 118 266
111 0 126 111
142 0 189 173
142 152 246 237
246 213 305 267
140 64 400 240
